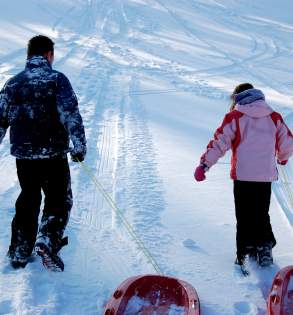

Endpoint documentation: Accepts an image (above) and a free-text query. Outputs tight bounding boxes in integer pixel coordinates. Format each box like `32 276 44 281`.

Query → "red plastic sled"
103 274 200 315
268 265 293 315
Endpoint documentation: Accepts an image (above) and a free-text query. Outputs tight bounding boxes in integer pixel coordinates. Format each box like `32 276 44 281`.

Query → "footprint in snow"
183 239 208 255
233 301 258 315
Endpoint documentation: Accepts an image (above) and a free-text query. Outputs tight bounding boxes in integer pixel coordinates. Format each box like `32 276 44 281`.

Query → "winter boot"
246 246 258 261
235 254 249 276
7 246 29 269
234 253 247 266
235 256 244 265
35 237 64 272
257 244 273 267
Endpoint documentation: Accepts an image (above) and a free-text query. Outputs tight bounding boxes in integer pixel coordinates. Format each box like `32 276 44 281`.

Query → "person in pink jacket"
194 83 293 268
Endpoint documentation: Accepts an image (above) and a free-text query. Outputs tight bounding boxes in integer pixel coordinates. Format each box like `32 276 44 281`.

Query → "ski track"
151 0 293 97
112 74 174 274
0 0 293 314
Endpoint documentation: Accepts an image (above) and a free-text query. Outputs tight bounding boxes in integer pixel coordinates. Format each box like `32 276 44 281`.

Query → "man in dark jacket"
0 35 86 271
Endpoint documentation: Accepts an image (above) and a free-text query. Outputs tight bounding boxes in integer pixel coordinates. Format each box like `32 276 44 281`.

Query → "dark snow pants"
233 180 276 260
9 156 73 257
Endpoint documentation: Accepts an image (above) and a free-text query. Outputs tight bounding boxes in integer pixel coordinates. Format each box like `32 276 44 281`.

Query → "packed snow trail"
1 0 293 314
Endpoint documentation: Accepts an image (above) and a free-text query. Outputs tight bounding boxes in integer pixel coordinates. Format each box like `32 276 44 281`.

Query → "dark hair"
230 83 254 111
27 35 55 58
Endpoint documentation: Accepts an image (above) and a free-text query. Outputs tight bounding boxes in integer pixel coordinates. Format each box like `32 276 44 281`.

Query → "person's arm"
195 111 241 181
0 84 10 144
56 73 87 161
274 114 293 164
200 111 240 168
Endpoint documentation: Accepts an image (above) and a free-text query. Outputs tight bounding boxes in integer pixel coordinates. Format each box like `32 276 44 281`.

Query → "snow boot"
235 255 249 276
235 250 248 265
7 252 28 269
257 244 273 267
246 246 258 261
35 240 64 272
235 256 245 265
7 243 31 269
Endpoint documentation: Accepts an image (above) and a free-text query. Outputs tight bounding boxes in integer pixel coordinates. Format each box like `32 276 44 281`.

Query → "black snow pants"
9 156 73 257
233 180 276 260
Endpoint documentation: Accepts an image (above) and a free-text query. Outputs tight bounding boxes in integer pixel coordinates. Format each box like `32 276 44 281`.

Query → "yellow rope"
79 160 163 275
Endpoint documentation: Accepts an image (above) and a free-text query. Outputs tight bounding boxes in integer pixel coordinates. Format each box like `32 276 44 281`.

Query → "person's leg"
234 180 250 263
234 180 260 263
254 182 275 266
37 156 72 254
8 159 42 267
254 182 276 247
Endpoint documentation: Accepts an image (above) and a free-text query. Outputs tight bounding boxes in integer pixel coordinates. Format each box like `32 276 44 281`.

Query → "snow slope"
0 0 293 314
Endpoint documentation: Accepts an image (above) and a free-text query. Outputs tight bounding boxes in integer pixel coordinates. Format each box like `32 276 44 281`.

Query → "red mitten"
277 160 288 165
194 165 206 182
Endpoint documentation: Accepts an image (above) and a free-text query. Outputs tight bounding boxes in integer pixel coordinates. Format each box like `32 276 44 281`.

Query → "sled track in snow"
187 0 293 65
111 74 174 274
152 0 293 96
90 0 227 101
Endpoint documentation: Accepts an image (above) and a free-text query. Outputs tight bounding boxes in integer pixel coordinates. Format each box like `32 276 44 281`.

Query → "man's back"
1 55 85 159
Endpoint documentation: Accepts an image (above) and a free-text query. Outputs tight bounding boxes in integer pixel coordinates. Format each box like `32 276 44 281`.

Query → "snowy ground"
0 0 293 314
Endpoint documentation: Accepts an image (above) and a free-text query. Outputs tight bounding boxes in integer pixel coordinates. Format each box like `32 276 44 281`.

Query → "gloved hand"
277 160 288 165
70 146 86 162
194 164 207 182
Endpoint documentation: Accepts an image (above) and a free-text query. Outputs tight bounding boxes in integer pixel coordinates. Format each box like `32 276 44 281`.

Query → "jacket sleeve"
200 111 239 169
275 117 293 163
56 73 87 155
0 85 10 144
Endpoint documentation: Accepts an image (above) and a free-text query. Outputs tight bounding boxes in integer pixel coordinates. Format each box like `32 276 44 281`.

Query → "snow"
0 0 293 314
124 295 185 315
124 294 186 315
124 295 151 314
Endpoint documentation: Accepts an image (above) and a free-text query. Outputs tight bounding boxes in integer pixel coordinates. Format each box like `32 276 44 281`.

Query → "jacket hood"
234 88 273 118
234 88 265 105
235 99 273 118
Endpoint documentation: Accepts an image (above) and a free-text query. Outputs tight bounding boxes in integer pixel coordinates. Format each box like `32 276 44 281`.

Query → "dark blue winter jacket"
0 56 86 159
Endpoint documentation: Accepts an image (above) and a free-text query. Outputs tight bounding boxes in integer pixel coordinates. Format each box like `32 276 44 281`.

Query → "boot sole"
35 243 64 272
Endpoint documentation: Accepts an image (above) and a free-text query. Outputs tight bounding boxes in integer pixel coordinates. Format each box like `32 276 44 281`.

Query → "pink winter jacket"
200 100 293 182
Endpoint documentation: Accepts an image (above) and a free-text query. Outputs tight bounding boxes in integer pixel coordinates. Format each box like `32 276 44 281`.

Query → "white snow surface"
124 295 186 315
0 0 293 314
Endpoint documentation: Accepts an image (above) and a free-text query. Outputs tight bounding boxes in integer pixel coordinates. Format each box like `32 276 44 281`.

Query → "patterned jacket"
200 89 293 181
0 56 86 159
